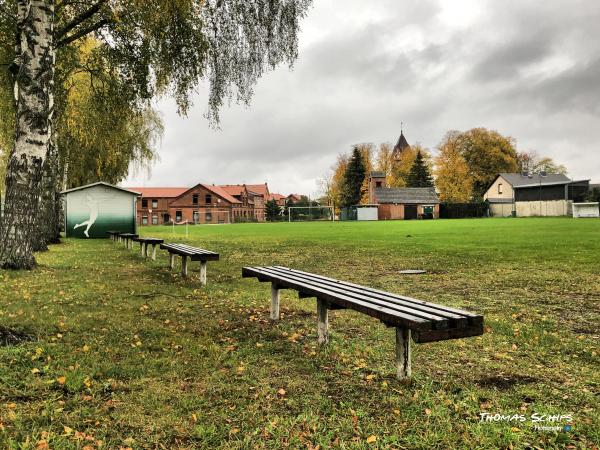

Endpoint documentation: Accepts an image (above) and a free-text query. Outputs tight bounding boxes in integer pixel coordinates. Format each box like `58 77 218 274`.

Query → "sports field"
0 218 598 449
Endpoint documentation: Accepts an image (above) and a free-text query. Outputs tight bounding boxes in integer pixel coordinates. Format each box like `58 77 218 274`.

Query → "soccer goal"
288 206 335 222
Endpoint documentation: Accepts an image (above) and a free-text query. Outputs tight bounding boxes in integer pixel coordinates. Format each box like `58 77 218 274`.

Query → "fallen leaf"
425 408 432 416
57 376 66 385
277 388 286 397
366 435 377 443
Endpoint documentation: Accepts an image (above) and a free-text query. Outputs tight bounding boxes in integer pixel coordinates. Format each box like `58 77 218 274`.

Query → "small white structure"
572 202 600 218
356 205 379 221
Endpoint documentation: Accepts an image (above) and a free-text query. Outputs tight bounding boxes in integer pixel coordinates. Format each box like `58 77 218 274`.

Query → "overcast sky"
126 0 600 196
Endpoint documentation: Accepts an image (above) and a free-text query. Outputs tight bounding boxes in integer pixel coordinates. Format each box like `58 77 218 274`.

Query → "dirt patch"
0 326 35 346
476 374 538 390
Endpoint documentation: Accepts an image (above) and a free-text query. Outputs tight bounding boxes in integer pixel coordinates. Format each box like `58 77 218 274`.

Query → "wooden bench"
106 231 122 242
118 233 138 249
132 237 164 260
242 266 484 379
160 243 219 285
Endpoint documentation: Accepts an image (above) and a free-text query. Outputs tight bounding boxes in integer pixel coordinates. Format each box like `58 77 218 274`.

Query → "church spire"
392 127 410 160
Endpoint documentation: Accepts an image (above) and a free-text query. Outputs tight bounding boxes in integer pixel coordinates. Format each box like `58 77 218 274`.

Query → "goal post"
288 206 335 222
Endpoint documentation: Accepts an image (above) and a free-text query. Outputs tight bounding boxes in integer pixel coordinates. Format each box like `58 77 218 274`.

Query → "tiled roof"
370 171 386 178
219 184 246 197
375 187 439 204
126 187 188 198
245 184 269 196
201 185 241 204
268 193 286 201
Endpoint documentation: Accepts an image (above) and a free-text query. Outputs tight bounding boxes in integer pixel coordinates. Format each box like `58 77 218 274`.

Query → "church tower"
392 130 411 161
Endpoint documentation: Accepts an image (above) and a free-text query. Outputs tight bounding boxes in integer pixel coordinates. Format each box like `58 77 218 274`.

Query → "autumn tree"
375 142 394 186
456 128 519 199
435 131 473 202
340 147 366 208
390 143 432 187
406 150 434 188
0 0 312 269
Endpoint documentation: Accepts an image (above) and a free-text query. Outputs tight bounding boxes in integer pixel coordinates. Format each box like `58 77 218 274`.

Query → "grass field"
0 218 598 449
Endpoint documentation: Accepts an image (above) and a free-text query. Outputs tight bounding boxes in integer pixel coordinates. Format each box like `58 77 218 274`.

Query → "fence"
440 202 489 219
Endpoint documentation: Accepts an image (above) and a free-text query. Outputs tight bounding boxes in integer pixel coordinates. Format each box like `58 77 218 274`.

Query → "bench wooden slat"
242 267 433 331
132 237 164 244
265 266 469 329
256 266 453 329
160 243 219 261
274 266 482 327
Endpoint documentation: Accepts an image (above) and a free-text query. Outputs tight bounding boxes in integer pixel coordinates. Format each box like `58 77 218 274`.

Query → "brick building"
129 182 272 225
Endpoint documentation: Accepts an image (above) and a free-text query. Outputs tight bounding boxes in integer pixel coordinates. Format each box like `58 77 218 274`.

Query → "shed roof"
499 173 571 187
375 187 439 204
370 171 386 178
62 182 140 195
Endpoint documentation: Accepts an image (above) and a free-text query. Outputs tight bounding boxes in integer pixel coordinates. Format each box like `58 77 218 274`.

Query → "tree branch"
56 19 110 49
55 0 106 40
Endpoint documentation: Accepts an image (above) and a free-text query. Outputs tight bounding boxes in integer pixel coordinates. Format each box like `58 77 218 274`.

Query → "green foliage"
265 199 281 222
586 187 600 202
341 147 366 207
406 150 434 188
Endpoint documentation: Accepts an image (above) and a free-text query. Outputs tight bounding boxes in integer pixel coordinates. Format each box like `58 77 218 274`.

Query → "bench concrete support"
151 244 157 261
395 327 411 380
169 253 175 270
144 243 150 258
181 256 188 277
317 299 329 345
140 242 145 256
270 283 280 321
200 261 207 286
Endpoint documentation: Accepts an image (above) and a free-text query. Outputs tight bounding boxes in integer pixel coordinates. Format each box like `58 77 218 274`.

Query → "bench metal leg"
169 253 175 270
151 244 157 261
395 327 412 380
317 299 329 345
199 261 207 286
181 256 188 277
270 283 280 321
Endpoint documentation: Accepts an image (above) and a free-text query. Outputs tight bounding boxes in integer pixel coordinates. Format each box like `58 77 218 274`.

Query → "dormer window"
192 194 198 205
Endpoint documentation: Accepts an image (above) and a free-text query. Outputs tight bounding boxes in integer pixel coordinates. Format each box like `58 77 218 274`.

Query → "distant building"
484 173 590 217
367 172 440 220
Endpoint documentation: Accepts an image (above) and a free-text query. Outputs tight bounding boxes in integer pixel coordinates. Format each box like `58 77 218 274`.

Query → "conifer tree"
341 147 366 207
406 150 434 188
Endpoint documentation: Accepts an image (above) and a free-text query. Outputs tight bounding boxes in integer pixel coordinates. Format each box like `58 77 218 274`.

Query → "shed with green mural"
62 182 140 239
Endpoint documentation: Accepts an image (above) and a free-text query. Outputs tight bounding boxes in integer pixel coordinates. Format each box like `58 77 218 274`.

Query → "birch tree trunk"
0 0 55 269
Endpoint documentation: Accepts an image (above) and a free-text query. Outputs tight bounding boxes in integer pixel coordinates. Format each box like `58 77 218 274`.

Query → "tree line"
321 127 568 209
0 0 311 269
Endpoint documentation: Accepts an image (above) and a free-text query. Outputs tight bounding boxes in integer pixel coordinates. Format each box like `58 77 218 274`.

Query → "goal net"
288 206 335 222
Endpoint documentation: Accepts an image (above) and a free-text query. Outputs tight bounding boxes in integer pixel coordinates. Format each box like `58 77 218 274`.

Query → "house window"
163 213 170 223
376 181 382 188
192 194 198 205
193 211 199 223
152 199 158 208
205 194 212 204
498 183 503 195
152 214 158 225
176 210 182 222
206 210 212 222
142 216 148 225
142 199 148 208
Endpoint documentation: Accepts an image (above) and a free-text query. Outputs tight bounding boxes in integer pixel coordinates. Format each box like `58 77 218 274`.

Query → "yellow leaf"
63 426 74 435
57 376 66 385
31 368 40 374
511 427 521 432
7 403 16 409
366 435 377 443
83 344 90 352
277 388 286 397
366 374 376 381
425 408 432 416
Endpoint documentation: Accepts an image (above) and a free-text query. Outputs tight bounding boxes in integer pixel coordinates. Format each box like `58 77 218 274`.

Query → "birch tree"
0 0 312 269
